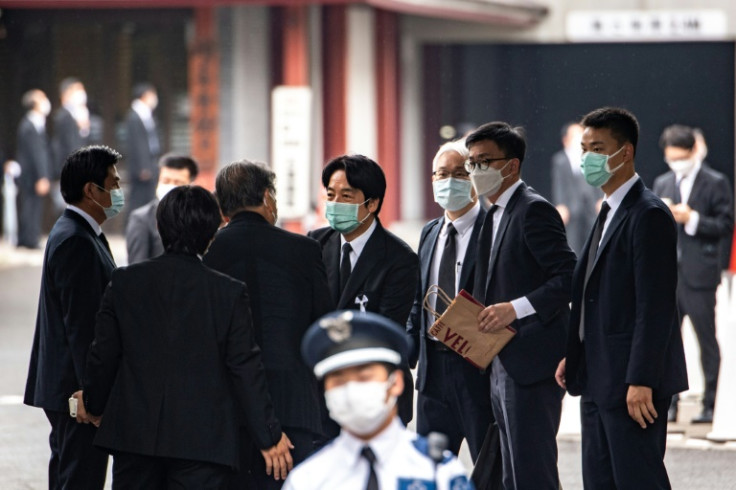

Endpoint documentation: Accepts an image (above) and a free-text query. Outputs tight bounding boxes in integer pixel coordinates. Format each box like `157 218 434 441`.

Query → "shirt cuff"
510 297 536 320
684 210 699 236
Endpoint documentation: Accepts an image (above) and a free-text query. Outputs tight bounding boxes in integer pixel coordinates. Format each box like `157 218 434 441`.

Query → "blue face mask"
432 177 473 211
93 184 125 219
580 146 625 187
325 200 370 234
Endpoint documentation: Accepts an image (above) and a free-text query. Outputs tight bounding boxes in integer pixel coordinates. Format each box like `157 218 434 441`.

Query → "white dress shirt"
600 174 640 242
341 217 377 269
67 205 102 236
283 417 472 490
675 161 701 236
489 180 535 319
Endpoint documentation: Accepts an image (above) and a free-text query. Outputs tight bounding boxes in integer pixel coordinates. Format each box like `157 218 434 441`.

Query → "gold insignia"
319 311 354 343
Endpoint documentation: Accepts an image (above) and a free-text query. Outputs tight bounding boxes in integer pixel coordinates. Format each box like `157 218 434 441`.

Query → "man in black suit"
204 160 333 489
653 124 733 424
550 121 603 255
308 155 419 425
467 122 576 489
407 138 491 461
24 145 123 489
51 78 90 214
16 89 52 249
556 107 688 489
124 83 161 214
125 153 198 264
77 185 293 488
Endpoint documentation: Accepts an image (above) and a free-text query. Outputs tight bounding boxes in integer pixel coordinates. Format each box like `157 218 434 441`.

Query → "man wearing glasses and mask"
467 122 576 490
407 138 493 464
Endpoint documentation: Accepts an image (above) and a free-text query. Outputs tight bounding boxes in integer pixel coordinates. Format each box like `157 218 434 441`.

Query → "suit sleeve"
694 176 733 239
125 115 149 179
309 240 334 319
84 282 122 416
378 250 421 327
51 235 111 387
550 156 569 207
522 201 577 322
407 226 431 367
626 206 679 388
227 286 282 449
125 209 150 265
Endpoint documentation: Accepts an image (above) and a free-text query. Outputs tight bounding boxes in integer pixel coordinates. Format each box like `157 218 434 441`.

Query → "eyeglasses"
432 169 470 180
464 157 509 172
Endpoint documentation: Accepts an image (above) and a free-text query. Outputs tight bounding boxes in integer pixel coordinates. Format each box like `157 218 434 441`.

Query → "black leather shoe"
667 405 678 423
691 408 714 424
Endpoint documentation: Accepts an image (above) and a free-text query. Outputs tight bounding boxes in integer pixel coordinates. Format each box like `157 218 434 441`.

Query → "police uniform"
284 310 474 490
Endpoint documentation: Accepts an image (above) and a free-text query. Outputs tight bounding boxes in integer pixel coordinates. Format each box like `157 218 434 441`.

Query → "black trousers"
677 280 720 409
112 451 230 490
228 426 319 490
490 358 563 490
581 397 671 490
45 409 108 490
18 189 43 248
416 344 492 461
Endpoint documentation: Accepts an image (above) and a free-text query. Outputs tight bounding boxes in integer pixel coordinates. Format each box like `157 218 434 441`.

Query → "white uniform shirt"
283 417 473 490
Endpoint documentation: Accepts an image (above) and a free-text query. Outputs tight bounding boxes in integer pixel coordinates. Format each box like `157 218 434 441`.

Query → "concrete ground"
2 236 735 489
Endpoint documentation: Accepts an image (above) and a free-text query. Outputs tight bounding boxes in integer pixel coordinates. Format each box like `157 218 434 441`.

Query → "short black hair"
132 82 156 101
59 77 81 96
581 107 640 155
465 121 526 166
560 121 579 140
159 153 199 181
156 185 221 256
215 160 275 218
659 124 695 151
321 155 386 215
60 145 122 204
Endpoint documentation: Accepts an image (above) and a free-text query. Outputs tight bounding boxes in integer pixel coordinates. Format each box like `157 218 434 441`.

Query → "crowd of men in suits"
9 78 161 250
21 106 732 490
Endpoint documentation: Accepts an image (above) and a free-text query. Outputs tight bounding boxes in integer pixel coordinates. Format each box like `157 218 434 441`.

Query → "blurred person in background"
125 153 198 264
125 83 161 215
653 124 733 424
16 89 52 249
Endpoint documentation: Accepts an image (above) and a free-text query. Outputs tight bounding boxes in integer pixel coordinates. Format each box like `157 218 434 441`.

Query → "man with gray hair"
407 138 493 463
204 160 333 489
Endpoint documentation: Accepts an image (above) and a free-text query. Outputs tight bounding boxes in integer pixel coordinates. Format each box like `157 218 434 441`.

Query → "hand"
260 432 294 481
35 178 50 196
555 358 567 389
556 205 570 225
71 390 98 425
670 203 691 224
478 302 516 333
626 385 657 429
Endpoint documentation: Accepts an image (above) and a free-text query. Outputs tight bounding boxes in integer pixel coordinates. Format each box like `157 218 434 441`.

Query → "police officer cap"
302 310 411 379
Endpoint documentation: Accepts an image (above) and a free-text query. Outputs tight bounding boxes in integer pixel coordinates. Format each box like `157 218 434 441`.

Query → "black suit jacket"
566 178 688 408
84 254 282 468
653 166 733 290
204 212 333 435
24 209 116 411
125 198 163 265
124 109 160 183
475 182 576 386
16 116 50 190
407 208 487 391
51 107 86 179
308 222 419 325
551 150 602 255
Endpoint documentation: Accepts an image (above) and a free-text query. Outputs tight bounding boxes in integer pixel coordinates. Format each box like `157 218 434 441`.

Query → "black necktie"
673 178 682 204
437 223 457 315
361 446 379 490
474 205 499 302
98 232 112 256
580 202 610 340
340 242 353 292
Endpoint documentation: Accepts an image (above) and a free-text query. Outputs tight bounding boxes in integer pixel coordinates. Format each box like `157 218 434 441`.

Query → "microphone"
427 431 449 464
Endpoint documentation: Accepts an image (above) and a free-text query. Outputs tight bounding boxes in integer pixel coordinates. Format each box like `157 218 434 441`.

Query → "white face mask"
39 99 51 117
156 183 177 201
470 160 511 196
324 375 397 436
667 158 697 176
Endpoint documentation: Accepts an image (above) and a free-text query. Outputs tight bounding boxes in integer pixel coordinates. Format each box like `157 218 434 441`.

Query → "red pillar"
375 9 401 224
322 5 347 162
189 7 219 191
